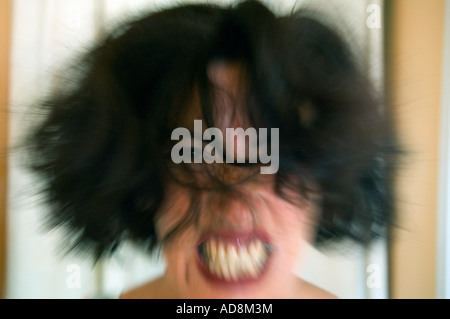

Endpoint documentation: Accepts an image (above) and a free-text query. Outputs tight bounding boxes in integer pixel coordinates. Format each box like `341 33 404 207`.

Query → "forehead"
176 61 249 131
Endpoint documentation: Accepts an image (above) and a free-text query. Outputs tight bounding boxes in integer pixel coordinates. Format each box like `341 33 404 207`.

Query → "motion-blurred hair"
25 0 398 260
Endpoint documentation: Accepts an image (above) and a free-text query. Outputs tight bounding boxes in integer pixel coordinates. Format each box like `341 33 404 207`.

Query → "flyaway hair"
25 0 399 260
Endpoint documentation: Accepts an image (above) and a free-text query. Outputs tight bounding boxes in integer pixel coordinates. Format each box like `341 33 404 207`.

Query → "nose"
205 189 256 231
209 163 258 186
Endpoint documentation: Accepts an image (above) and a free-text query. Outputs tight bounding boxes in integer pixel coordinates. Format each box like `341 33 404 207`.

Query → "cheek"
261 185 318 236
154 185 192 240
163 232 195 271
154 187 200 282
160 226 201 295
285 204 316 244
269 199 317 267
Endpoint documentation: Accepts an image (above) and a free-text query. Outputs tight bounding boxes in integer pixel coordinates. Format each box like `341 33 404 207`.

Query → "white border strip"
364 0 389 299
437 0 450 300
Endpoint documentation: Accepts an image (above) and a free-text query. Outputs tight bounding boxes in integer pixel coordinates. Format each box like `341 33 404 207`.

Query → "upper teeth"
199 238 270 281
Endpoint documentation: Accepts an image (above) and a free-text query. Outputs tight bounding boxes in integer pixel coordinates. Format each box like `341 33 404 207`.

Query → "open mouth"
197 233 272 282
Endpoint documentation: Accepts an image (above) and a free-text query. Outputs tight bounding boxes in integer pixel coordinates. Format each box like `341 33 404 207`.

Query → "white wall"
7 0 387 299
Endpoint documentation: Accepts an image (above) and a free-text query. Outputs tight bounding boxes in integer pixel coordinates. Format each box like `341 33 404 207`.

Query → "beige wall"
387 0 445 298
0 0 11 300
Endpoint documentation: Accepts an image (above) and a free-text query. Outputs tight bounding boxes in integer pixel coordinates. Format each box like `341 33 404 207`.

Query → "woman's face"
155 63 319 298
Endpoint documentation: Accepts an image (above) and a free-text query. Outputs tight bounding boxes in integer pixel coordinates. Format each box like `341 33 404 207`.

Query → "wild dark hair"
26 0 398 260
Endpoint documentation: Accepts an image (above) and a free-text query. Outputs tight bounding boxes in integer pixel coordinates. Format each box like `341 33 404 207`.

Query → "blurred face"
155 62 318 298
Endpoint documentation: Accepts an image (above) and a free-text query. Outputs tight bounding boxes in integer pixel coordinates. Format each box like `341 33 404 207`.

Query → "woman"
26 0 398 298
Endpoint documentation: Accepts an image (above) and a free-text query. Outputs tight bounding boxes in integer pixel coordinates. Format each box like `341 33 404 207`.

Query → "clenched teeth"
198 238 271 281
